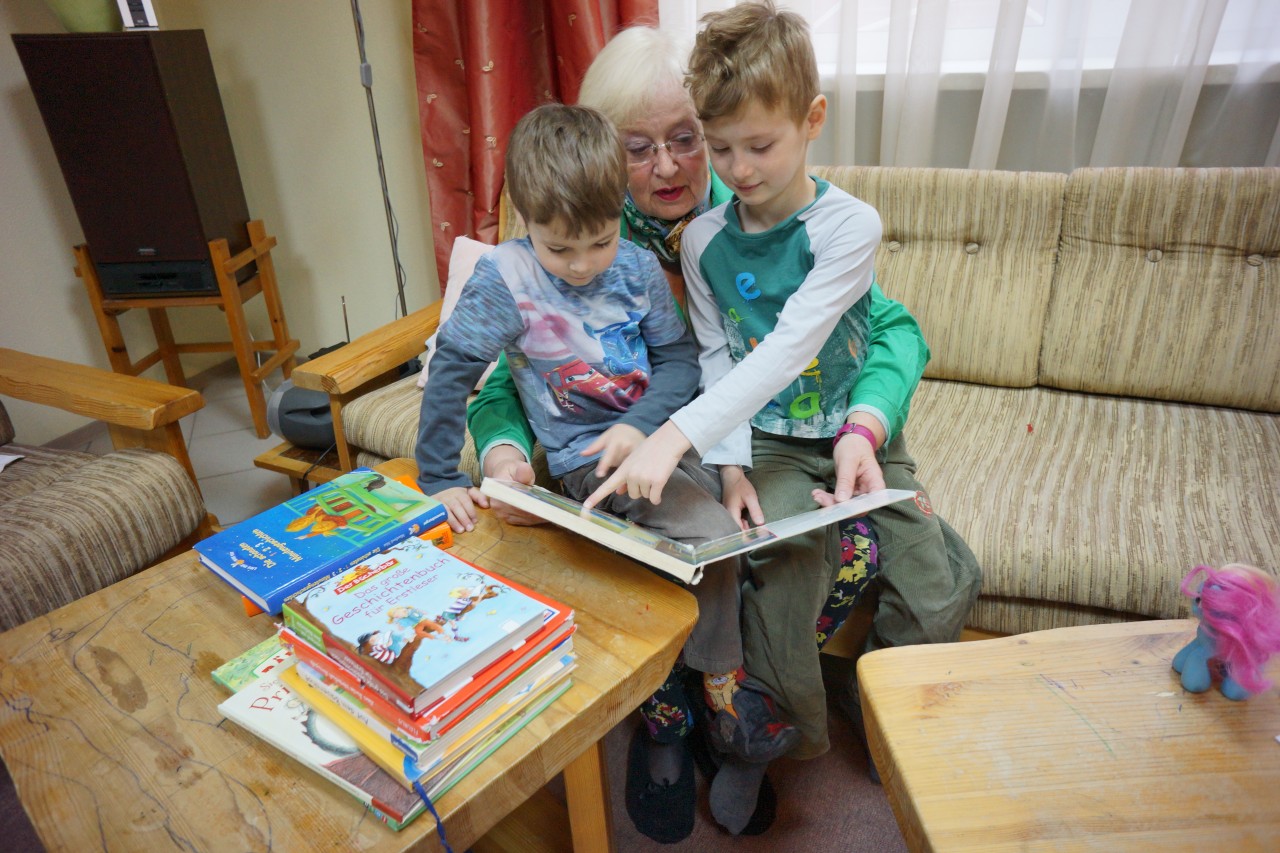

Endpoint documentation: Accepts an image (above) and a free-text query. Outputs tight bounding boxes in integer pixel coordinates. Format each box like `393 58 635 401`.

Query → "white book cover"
217 661 426 830
479 479 917 583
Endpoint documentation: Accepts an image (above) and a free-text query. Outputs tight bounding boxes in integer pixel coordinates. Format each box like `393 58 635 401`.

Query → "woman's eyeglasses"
625 132 704 168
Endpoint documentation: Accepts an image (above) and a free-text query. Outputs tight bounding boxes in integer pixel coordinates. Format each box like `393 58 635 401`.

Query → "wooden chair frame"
74 219 300 438
0 346 218 545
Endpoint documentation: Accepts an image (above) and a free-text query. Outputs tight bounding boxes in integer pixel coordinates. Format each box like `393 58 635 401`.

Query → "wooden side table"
75 219 300 439
858 620 1280 851
0 458 697 852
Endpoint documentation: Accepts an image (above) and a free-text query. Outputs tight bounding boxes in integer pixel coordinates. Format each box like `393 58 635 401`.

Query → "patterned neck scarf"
620 182 713 265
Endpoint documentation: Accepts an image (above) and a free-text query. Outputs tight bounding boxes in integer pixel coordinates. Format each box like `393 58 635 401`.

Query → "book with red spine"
278 556 574 736
281 538 570 715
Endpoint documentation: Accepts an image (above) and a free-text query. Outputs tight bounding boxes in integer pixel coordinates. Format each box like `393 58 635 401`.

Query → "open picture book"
479 478 918 584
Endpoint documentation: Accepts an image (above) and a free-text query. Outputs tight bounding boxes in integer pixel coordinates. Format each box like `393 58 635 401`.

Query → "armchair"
0 348 216 631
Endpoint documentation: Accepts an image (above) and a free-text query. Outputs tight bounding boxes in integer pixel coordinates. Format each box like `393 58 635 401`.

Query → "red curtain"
412 0 659 291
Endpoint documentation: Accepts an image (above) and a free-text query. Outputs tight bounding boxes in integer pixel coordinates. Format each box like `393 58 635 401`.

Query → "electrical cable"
350 0 410 319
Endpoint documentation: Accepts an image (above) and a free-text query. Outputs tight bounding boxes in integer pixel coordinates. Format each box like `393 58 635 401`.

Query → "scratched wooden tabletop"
0 461 696 852
858 619 1280 852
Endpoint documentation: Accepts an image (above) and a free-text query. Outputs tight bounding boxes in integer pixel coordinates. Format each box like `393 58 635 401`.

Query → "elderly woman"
464 27 980 838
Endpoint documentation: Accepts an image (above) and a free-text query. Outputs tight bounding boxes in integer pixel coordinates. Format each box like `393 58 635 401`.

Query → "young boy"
414 103 797 779
584 5 932 822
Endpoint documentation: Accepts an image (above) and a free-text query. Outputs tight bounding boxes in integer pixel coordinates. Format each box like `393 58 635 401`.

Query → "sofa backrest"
815 166 1066 387
1041 167 1280 412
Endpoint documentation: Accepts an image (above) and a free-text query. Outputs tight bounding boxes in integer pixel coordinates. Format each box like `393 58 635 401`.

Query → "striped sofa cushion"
905 378 1280 635
813 166 1066 387
1042 167 1280 411
0 447 205 631
342 377 549 485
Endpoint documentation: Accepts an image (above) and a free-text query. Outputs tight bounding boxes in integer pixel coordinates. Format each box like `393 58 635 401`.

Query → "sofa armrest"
0 347 208 513
0 347 203 429
289 302 442 471
292 302 442 396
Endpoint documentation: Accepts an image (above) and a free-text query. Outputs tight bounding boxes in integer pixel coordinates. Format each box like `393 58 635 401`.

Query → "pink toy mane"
1181 563 1280 695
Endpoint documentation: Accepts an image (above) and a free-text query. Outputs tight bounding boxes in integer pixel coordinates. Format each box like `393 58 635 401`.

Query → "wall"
1 0 437 443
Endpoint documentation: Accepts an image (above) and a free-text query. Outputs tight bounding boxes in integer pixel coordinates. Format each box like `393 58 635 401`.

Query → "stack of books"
195 467 452 615
212 522 575 831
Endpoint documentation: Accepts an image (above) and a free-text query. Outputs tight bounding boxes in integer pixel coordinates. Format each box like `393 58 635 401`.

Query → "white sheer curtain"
657 0 1280 170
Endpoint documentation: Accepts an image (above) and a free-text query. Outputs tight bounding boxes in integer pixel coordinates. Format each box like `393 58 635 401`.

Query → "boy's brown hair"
686 1 819 124
504 103 627 237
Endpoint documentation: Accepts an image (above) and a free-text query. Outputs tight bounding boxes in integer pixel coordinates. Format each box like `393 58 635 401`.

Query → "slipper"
624 725 695 844
690 722 777 836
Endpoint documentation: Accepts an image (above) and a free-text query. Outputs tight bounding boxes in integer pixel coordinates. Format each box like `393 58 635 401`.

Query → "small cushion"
0 448 205 631
417 235 498 390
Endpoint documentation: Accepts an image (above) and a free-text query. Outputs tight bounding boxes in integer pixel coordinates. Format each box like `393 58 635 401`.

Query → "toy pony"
1172 563 1280 700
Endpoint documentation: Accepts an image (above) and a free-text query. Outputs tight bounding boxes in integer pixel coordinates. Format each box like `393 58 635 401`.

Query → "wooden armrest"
292 302 443 395
0 347 203 430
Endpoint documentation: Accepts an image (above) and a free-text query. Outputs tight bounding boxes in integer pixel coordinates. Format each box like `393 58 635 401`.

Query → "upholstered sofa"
0 348 215 632
293 166 1280 637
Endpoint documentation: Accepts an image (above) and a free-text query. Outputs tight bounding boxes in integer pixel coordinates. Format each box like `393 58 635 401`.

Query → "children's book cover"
195 467 448 614
281 537 548 714
217 660 426 830
480 478 917 583
281 616 575 742
211 635 295 693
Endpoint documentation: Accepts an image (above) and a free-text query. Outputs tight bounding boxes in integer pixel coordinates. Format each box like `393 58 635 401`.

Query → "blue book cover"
195 467 447 614
281 537 549 714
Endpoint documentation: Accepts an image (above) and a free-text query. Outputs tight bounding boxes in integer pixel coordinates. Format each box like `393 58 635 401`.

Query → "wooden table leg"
562 739 614 853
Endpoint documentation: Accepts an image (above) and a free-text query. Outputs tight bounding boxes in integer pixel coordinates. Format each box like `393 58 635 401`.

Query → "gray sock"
709 755 768 834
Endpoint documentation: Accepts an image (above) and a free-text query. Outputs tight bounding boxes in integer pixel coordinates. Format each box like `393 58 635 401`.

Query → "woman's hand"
473 444 545 526
580 423 645 478
583 420 692 509
720 465 764 531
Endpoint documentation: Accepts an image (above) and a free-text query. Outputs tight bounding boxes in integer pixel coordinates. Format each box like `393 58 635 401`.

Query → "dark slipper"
625 725 695 844
690 723 778 835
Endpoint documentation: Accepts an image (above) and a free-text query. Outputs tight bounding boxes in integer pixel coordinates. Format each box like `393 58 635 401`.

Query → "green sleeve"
465 351 536 462
849 283 931 442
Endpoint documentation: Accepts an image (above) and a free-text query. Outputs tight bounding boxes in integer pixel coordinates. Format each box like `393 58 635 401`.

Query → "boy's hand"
476 445 544 527
719 465 764 531
812 426 886 506
583 420 691 509
436 486 481 533
581 423 645 478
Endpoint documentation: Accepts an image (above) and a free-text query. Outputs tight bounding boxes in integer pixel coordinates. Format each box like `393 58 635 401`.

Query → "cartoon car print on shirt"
543 357 647 413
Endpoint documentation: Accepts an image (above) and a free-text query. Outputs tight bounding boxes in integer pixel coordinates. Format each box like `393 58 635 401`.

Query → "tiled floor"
46 359 296 526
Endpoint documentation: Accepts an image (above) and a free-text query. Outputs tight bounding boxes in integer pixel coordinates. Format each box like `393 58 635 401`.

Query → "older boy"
585 1 981 831
414 103 798 795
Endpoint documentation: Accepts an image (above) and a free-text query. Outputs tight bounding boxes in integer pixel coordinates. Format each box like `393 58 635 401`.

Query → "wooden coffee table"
0 459 697 852
857 620 1280 851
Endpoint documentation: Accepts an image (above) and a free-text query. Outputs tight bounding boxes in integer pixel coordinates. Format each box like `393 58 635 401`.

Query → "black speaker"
13 29 251 296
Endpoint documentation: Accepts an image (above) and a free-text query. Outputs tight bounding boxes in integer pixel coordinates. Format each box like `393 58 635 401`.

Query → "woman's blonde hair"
578 26 694 129
687 0 819 123
504 103 627 237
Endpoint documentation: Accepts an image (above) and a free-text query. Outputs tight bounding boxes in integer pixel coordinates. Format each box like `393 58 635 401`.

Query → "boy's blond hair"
504 103 627 237
686 1 819 124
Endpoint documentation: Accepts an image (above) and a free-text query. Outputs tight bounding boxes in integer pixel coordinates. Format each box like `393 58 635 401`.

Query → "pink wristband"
833 423 879 451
